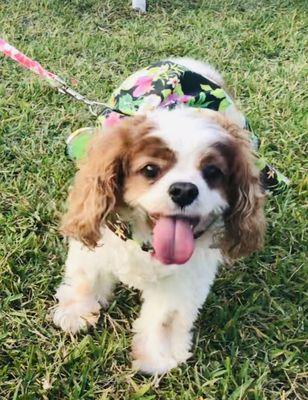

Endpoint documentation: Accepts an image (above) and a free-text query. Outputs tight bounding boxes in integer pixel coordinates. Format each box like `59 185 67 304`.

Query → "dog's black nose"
168 182 199 207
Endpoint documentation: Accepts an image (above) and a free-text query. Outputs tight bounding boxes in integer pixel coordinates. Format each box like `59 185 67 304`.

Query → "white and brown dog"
53 58 265 375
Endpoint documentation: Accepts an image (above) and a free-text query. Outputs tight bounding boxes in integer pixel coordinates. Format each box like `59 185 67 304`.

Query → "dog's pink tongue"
152 217 195 265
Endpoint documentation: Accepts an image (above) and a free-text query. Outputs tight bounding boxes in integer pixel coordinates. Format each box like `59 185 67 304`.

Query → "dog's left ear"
196 110 266 258
221 124 266 259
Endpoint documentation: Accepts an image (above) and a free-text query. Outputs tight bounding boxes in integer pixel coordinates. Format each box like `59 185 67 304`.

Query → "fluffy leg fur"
54 232 220 374
132 249 219 374
53 239 116 333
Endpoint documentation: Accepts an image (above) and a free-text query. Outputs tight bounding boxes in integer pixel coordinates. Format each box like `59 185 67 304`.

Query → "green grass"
0 0 307 398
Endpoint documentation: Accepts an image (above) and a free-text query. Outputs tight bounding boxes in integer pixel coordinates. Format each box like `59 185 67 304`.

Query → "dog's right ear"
61 129 124 248
61 116 150 248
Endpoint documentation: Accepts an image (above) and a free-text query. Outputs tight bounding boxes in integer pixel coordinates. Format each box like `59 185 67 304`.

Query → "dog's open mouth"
149 214 200 265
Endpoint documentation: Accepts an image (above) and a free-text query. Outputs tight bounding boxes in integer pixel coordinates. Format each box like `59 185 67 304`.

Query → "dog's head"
61 108 265 264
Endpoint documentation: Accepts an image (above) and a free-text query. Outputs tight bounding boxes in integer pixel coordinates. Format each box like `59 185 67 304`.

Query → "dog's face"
62 108 265 264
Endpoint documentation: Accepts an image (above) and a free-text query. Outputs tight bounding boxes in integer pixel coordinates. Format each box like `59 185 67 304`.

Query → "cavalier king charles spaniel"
53 58 265 375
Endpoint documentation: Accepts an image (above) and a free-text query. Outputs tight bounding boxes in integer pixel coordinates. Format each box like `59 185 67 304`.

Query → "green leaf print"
189 92 209 107
200 84 212 92
211 88 226 99
199 101 214 108
173 84 184 96
255 157 267 171
118 94 137 115
188 97 196 106
218 98 231 111
192 92 206 106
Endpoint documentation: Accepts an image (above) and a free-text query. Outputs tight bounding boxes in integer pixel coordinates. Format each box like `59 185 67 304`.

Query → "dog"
53 58 266 375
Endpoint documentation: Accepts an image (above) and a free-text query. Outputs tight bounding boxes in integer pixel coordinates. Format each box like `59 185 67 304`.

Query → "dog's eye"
140 164 160 179
202 165 223 181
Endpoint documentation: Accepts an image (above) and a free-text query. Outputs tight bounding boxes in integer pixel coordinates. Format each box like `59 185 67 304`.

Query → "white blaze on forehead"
147 108 227 166
134 108 228 218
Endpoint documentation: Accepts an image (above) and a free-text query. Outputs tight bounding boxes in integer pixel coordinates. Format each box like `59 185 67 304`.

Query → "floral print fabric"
99 60 235 121
68 60 288 195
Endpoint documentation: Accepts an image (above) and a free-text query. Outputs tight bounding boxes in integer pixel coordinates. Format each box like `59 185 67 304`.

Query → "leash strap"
0 38 107 116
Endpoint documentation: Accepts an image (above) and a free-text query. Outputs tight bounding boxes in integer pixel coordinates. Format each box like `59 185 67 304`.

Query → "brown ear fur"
200 110 266 258
61 116 151 248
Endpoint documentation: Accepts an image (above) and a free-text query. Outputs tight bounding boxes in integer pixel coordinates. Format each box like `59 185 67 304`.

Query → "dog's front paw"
52 299 100 334
132 353 178 375
132 334 178 375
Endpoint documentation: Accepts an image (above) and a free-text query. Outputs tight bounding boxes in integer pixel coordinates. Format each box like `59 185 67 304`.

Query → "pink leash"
0 38 106 116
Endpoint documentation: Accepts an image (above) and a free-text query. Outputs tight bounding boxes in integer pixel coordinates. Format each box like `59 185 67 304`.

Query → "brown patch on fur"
61 116 155 248
198 110 266 258
199 147 228 176
61 116 175 248
198 144 229 199
124 136 176 205
76 282 91 296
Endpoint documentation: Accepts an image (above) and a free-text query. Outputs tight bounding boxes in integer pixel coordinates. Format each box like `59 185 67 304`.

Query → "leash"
0 38 107 116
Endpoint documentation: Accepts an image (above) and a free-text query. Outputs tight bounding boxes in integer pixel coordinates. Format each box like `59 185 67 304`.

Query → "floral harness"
66 60 289 251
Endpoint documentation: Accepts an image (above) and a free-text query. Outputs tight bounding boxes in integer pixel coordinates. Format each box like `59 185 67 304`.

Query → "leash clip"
53 76 107 116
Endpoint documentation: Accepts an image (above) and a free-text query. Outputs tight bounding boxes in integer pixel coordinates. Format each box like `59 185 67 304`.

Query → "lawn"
0 0 307 399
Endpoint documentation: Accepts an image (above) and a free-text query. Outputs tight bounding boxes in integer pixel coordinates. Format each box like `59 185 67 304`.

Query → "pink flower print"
105 112 122 127
161 93 193 108
133 76 153 97
179 95 192 104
